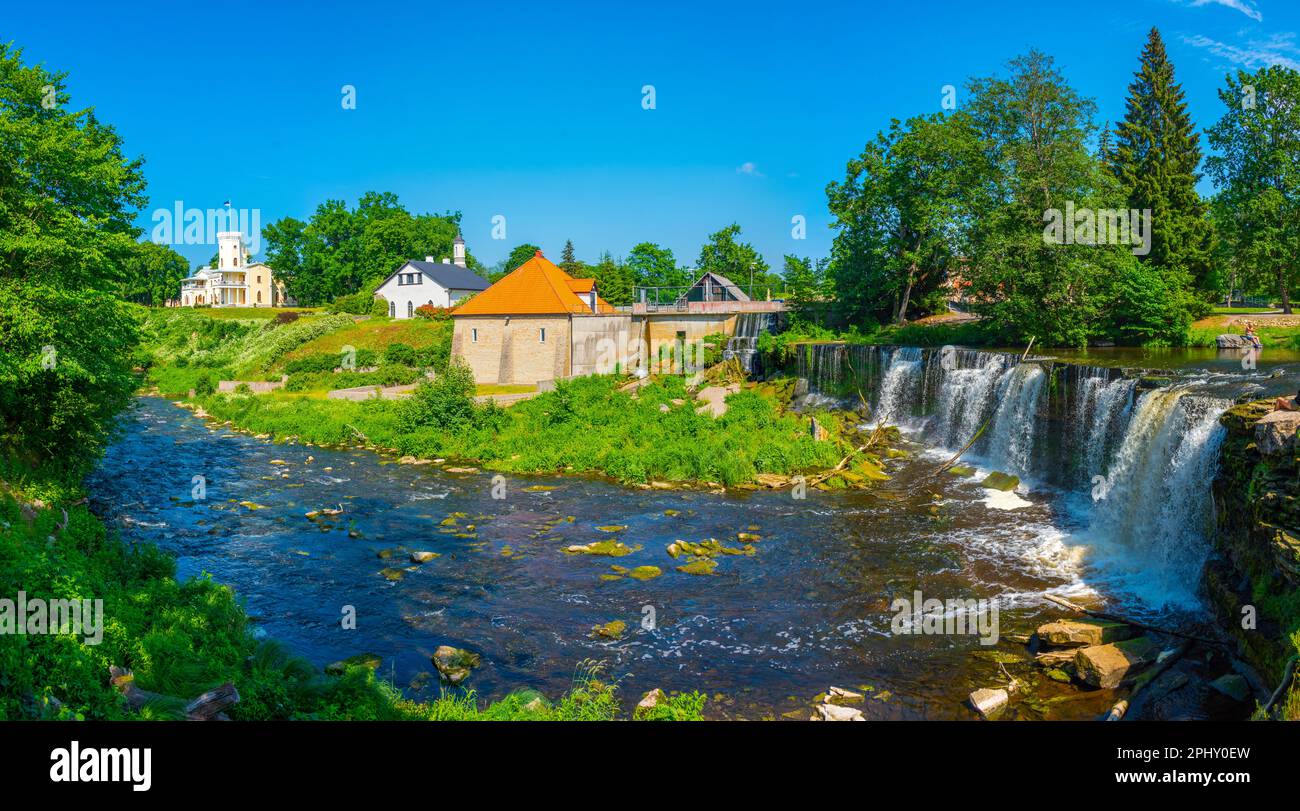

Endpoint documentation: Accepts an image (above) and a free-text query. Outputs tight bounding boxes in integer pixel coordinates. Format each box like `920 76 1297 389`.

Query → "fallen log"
1256 654 1299 720
185 682 239 721
110 665 238 720
1042 594 1222 648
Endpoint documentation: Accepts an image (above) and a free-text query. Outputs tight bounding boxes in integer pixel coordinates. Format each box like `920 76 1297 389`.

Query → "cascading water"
983 364 1046 478
874 347 924 425
724 313 777 374
1086 389 1228 608
794 342 1242 611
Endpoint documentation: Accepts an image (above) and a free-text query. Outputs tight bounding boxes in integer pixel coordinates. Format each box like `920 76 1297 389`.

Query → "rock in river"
432 645 481 685
968 687 1008 719
1035 618 1136 647
1074 637 1159 689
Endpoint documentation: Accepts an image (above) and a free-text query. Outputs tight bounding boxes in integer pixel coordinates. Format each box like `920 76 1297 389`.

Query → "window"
540 327 546 343
471 328 478 343
389 301 396 317
407 301 413 318
257 291 262 303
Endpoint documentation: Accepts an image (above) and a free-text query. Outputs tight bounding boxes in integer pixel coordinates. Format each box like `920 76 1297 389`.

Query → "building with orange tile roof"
451 250 637 386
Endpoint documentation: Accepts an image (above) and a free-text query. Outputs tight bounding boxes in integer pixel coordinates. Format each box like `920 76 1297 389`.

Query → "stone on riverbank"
1254 410 1300 456
1035 618 1136 647
1215 333 1251 349
1074 637 1159 688
432 645 481 684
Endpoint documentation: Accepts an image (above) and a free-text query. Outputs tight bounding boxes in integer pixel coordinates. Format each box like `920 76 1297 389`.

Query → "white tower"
452 232 466 268
218 231 246 270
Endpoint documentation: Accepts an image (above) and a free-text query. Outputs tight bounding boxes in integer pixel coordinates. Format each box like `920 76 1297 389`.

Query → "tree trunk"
1281 272 1292 315
896 268 916 325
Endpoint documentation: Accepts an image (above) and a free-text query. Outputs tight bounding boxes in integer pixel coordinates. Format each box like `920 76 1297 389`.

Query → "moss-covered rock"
980 471 1020 491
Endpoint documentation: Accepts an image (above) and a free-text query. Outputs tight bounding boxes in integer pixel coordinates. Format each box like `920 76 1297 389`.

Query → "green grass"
196 373 847 486
1211 306 1277 314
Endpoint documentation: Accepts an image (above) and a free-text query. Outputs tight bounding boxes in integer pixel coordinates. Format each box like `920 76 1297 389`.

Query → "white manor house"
178 231 284 307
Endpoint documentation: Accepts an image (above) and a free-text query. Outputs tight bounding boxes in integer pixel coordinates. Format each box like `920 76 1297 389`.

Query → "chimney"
425 256 435 262
442 258 451 264
453 232 467 268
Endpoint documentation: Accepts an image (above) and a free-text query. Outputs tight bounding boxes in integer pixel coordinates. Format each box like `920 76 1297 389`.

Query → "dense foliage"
0 43 145 482
262 192 479 305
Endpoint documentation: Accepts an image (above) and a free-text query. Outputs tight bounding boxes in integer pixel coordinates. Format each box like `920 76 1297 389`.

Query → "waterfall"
724 313 777 374
794 342 1234 611
983 364 1046 478
1086 389 1228 608
874 347 924 425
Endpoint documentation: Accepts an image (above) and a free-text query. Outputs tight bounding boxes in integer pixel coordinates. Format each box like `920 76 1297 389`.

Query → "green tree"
781 255 826 313
960 51 1150 346
696 224 771 297
0 43 145 480
121 241 190 305
1205 65 1300 313
559 239 586 277
1110 28 1214 310
589 252 634 306
627 242 688 293
827 112 975 324
262 194 465 305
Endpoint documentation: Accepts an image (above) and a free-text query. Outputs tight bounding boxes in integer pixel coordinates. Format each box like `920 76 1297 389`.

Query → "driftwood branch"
1042 594 1223 648
110 665 238 720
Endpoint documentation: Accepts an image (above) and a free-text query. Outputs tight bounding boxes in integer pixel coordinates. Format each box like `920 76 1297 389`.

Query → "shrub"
415 304 453 321
396 359 477 432
384 342 417 366
370 296 389 317
329 292 375 316
273 311 300 325
194 372 217 396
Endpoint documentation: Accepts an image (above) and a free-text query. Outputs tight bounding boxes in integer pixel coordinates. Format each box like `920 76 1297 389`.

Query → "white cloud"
735 161 764 178
1182 31 1300 70
1189 0 1264 22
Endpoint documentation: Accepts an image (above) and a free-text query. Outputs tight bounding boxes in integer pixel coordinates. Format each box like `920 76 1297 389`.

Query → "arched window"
257 291 262 303
407 301 413 318
389 301 396 317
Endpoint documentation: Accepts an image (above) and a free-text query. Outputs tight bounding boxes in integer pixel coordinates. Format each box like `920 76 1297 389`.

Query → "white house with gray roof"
373 235 490 318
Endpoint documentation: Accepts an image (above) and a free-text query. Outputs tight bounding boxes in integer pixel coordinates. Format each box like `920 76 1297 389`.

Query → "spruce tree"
1111 28 1213 300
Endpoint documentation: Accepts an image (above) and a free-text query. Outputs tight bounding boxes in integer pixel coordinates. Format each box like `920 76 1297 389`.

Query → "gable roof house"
373 235 490 318
451 250 635 386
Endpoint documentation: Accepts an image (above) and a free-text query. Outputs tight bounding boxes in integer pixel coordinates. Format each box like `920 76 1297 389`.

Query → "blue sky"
6 0 1300 271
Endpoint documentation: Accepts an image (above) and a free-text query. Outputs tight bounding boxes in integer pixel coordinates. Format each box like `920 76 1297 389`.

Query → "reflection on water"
88 397 1115 720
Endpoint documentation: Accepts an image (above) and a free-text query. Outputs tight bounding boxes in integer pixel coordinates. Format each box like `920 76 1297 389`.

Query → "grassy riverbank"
0 469 705 720
194 371 848 486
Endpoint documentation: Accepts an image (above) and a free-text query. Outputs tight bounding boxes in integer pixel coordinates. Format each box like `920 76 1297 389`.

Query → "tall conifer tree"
1110 28 1213 299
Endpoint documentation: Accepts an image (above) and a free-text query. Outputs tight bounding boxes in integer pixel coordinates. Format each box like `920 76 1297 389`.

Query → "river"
85 345 1298 720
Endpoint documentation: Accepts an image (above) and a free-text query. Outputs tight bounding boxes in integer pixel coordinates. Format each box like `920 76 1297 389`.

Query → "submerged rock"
980 471 1020 491
410 550 440 563
590 620 626 640
325 653 382 676
628 565 663 581
432 645 481 685
564 540 639 556
676 558 718 575
379 567 405 581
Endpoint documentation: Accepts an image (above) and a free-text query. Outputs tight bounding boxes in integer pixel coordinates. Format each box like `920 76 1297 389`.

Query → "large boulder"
1074 637 1159 689
1035 618 1136 647
1254 410 1300 456
1216 333 1251 349
812 702 865 721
